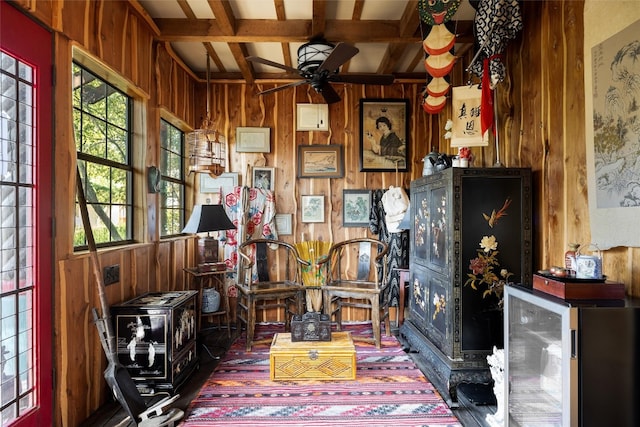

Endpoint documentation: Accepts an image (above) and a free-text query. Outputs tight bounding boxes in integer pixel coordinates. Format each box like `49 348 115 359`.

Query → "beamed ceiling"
135 0 478 84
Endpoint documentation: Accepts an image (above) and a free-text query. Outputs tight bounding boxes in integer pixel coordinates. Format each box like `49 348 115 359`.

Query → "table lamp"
182 204 235 271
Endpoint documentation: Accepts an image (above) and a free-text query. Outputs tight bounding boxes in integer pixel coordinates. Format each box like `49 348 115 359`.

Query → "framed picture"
236 127 271 153
252 167 275 190
301 195 324 223
297 144 344 178
359 98 409 172
200 172 239 193
275 213 293 235
343 189 371 227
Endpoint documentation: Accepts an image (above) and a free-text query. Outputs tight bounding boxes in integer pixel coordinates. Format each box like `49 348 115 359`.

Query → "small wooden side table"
184 267 232 338
394 267 410 327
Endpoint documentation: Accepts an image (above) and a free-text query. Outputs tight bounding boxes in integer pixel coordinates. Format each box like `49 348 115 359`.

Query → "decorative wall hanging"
252 167 275 191
235 127 271 153
297 144 344 178
343 190 372 227
585 13 640 249
200 172 239 193
275 213 293 235
418 0 462 114
301 195 325 223
359 99 409 172
466 0 523 138
450 85 488 147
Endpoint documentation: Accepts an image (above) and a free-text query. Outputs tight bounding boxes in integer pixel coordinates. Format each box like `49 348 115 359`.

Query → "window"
159 119 185 236
72 62 133 249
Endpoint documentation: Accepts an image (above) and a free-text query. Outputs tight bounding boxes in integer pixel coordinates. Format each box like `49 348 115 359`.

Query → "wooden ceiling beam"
228 42 255 83
155 19 443 43
274 0 293 68
207 0 236 35
311 0 327 37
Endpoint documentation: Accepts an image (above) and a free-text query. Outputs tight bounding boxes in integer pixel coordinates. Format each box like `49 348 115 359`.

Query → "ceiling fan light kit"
297 41 335 73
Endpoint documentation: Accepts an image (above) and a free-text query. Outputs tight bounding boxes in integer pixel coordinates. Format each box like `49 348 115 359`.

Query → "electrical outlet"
103 264 120 286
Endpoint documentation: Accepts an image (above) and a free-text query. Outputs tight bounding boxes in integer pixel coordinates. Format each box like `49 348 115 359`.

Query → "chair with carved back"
317 238 390 348
236 238 310 351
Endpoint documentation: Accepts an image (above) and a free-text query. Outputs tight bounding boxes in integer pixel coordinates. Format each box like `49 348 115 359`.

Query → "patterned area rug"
181 323 461 427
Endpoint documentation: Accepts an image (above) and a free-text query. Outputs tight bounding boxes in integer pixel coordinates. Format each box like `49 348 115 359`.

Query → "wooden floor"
80 323 491 427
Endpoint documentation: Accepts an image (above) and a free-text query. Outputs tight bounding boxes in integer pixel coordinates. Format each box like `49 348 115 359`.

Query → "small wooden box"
533 274 625 300
270 332 356 381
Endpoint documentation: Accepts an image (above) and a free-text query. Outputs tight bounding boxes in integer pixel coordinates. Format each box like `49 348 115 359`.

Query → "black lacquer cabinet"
400 167 532 405
111 290 198 395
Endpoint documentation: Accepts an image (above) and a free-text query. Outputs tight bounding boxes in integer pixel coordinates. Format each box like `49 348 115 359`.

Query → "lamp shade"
182 204 235 234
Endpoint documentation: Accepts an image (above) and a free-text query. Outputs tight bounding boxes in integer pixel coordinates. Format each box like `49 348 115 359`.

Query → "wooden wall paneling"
542 2 570 271
58 256 92 427
511 1 546 269
561 1 590 255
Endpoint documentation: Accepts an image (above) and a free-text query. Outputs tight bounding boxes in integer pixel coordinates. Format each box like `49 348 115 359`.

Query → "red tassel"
481 57 494 137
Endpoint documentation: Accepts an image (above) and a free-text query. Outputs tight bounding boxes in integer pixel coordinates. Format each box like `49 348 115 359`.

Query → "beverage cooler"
504 284 639 427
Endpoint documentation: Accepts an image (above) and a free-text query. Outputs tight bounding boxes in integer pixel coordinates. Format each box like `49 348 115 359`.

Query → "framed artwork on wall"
342 189 372 227
297 144 344 178
252 167 275 190
235 127 271 153
359 98 409 172
301 195 325 223
200 172 239 193
275 213 293 235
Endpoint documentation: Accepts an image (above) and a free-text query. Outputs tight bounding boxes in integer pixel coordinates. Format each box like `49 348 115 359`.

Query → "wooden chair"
236 238 310 351
317 238 390 348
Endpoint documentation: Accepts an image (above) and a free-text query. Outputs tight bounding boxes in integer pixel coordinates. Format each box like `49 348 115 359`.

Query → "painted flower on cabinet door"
465 234 514 309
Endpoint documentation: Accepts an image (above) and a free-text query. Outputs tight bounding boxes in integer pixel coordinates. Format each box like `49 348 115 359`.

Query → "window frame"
72 58 136 250
159 117 186 238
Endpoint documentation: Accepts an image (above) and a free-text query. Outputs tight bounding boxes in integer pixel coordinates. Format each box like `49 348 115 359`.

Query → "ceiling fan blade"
246 56 300 74
317 82 341 104
258 80 308 96
331 73 395 85
317 42 359 73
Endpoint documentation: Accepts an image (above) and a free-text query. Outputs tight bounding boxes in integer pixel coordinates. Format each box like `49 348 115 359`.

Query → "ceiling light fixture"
186 53 226 176
297 40 334 74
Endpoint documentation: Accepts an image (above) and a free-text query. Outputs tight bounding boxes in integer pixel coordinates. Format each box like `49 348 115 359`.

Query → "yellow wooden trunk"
269 332 356 381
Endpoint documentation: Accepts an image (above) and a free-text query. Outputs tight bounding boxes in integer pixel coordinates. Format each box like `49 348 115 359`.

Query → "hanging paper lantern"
424 52 456 78
426 77 451 97
422 95 447 114
423 24 456 56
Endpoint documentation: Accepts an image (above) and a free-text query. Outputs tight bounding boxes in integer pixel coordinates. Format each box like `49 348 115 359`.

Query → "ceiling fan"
246 39 395 104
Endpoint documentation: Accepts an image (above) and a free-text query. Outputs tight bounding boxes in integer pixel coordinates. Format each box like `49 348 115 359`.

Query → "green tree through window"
72 62 133 248
160 119 185 236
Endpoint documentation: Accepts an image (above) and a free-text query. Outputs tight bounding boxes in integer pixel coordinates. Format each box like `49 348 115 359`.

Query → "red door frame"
1 2 54 425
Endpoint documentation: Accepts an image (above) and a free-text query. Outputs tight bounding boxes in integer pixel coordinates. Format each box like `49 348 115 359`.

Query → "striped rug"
181 323 461 427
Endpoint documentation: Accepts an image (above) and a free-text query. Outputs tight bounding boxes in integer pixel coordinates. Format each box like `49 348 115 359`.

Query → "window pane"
106 125 127 163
